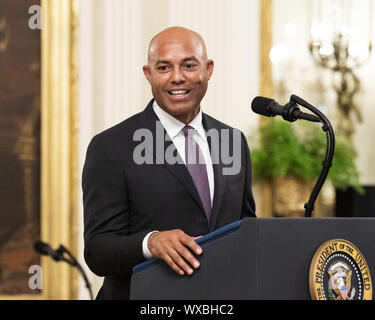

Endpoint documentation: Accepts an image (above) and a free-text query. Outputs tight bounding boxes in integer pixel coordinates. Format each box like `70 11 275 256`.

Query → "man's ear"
206 59 214 80
143 65 151 83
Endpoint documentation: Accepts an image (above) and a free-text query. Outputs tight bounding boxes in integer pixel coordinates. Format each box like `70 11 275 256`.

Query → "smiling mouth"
167 89 191 96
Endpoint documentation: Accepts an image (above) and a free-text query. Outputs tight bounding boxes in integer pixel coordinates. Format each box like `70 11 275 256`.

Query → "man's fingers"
162 253 185 276
180 234 203 256
148 230 203 276
168 249 194 275
175 243 200 270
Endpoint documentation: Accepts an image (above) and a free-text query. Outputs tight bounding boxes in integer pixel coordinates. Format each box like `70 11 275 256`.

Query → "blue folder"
132 219 242 274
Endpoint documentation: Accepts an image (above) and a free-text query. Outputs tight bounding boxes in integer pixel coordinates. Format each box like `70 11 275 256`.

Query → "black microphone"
34 241 62 261
251 96 321 122
251 94 336 218
34 240 94 299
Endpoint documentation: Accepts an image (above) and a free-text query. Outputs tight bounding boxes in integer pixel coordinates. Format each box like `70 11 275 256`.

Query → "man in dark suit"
82 26 256 300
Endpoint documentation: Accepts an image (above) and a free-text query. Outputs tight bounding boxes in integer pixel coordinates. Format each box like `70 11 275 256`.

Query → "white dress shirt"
142 101 215 258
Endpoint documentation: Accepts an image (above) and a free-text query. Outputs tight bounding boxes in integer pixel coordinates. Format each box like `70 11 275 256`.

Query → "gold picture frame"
0 0 79 300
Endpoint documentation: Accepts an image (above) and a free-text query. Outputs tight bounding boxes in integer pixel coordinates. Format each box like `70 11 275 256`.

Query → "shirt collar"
153 101 206 140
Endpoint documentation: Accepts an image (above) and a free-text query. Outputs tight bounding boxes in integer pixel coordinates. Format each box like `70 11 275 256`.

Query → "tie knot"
182 125 194 137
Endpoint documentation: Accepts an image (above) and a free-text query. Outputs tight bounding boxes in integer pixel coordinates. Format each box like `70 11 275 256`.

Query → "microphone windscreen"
34 241 49 255
251 96 274 116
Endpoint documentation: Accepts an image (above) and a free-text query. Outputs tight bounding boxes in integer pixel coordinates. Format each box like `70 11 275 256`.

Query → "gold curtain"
40 0 79 299
258 0 273 218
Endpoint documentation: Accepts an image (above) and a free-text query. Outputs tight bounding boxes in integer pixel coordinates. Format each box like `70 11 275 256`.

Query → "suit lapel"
203 114 227 232
140 100 206 215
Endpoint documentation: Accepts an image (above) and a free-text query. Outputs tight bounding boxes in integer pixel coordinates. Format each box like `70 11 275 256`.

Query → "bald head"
143 26 214 124
147 27 208 65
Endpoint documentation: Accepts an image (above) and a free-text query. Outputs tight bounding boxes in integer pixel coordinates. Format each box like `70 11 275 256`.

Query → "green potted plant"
248 119 363 216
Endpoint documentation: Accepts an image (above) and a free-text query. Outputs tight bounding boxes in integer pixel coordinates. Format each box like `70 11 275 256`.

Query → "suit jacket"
82 99 256 300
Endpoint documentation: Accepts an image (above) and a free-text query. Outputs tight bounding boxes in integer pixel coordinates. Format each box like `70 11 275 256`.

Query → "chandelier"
308 0 373 140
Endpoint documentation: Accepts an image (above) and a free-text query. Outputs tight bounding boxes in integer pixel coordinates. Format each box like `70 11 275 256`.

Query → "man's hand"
147 230 202 276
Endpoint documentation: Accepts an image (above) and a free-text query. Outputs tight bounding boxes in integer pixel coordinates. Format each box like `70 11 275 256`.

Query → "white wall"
353 0 375 184
78 0 260 299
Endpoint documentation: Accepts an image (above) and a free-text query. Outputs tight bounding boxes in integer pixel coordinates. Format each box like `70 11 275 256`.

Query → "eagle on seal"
328 264 354 300
328 262 353 300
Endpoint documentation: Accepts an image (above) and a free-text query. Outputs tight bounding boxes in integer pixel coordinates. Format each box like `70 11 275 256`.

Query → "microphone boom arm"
290 95 335 218
57 245 94 300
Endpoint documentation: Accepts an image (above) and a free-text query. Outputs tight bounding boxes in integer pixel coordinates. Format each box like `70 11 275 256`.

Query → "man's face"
143 34 214 123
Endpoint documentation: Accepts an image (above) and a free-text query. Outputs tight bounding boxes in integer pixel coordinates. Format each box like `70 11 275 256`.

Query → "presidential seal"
309 239 372 300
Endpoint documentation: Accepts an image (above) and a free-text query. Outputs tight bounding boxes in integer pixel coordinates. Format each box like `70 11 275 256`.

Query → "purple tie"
182 125 211 224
